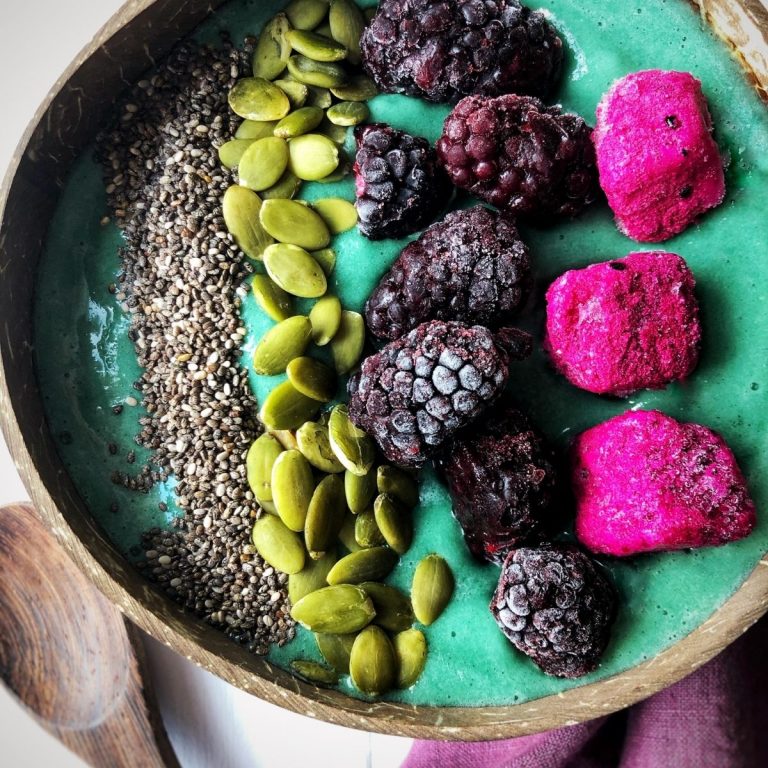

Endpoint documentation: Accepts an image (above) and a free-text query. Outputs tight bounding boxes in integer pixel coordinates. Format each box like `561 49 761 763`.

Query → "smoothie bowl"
2 0 768 740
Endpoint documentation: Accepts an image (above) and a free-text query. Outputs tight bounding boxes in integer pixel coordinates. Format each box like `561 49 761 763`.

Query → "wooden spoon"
0 503 180 768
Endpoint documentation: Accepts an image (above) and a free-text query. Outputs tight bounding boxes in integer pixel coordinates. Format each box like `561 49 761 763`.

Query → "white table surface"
0 2 413 766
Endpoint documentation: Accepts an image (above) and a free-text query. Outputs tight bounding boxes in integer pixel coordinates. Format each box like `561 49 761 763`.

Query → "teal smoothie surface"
35 0 768 706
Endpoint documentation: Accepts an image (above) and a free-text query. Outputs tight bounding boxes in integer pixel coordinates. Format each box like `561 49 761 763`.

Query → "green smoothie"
35 0 768 706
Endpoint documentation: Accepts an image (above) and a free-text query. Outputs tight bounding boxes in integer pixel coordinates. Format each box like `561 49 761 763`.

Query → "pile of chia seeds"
96 39 295 654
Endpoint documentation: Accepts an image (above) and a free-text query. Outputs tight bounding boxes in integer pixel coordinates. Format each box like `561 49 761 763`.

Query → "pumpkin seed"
310 248 337 276
377 465 420 509
287 55 348 88
328 404 375 476
273 78 309 109
218 138 256 169
285 0 329 30
246 433 284 504
411 554 454 626
236 119 279 139
252 13 292 80
337 512 362 552
238 136 289 191
360 582 414 634
252 276 293 322
222 186 274 261
318 117 349 145
309 294 342 345
314 21 333 38
312 198 358 233
349 626 396 696
229 77 291 121
288 551 337 604
272 449 315 532
354 508 385 548
259 380 321 430
253 315 312 375
259 199 331 249
288 133 340 181
259 499 279 515
373 493 413 555
286 29 348 62
260 169 302 200
263 243 327 298
290 659 339 687
271 429 300 451
251 515 306 574
287 356 337 402
290 584 375 633
304 474 347 558
331 74 378 102
394 629 427 689
296 420 344 473
306 85 333 108
315 632 356 673
330 311 365 374
274 106 324 138
345 466 376 514
327 546 398 585
327 101 369 127
329 0 365 65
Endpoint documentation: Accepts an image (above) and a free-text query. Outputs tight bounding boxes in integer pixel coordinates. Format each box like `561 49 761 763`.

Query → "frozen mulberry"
365 206 531 342
437 404 558 564
490 544 616 678
347 320 532 468
437 94 600 221
360 0 563 104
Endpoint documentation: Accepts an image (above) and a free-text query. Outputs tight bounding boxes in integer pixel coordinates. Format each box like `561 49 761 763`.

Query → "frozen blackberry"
360 0 563 104
437 94 600 221
348 320 532 468
437 404 558 564
490 545 616 678
354 123 451 240
365 206 531 342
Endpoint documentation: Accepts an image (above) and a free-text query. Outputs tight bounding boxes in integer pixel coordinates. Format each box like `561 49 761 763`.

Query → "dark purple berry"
437 94 600 221
354 123 451 240
436 404 559 564
365 206 531 342
360 0 563 104
490 544 616 678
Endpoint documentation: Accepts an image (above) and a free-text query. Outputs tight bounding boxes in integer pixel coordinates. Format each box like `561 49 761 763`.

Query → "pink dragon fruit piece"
594 70 726 243
572 410 756 556
544 251 701 396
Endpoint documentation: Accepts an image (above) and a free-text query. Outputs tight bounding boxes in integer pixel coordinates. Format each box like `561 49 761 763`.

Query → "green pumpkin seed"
315 632 356 673
251 515 306 574
271 449 315 531
312 198 358 233
296 420 344 472
305 85 333 108
354 508 385 548
329 0 365 65
360 582 414 634
315 21 333 37
288 133 340 181
238 136 289 191
310 248 336 276
271 429 300 451
373 493 413 555
229 77 291 121
290 659 339 687
286 29 348 62
349 626 396 696
345 466 376 514
287 357 337 402
305 474 347 558
411 554 454 626
274 106 324 138
327 546 398 585
273 78 309 109
259 499 278 515
318 117 349 145
394 629 427 689
222 186 274 261
287 55 348 88
246 433 284 504
291 584 375 633
328 404 375 476
331 74 378 102
252 13 292 80
253 315 312 375
377 465 420 509
236 119 279 140
309 294 342 345
263 243 327 298
330 311 365 374
218 138 256 169
260 169 302 200
337 512 362 553
285 0 329 30
327 101 369 127
288 551 337 604
259 380 321 430
259 199 331 249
